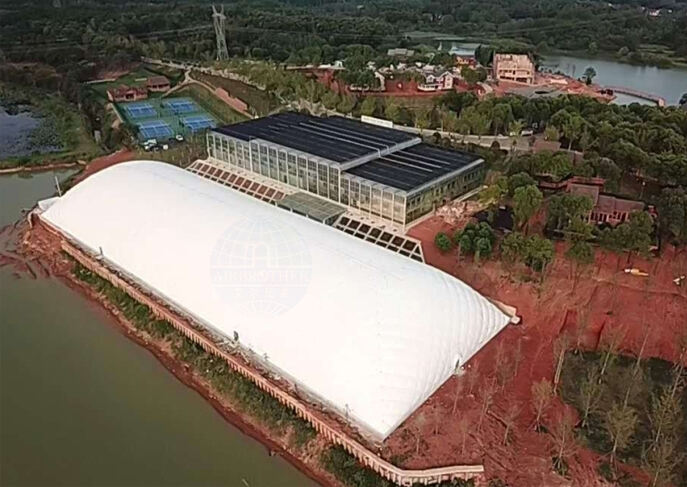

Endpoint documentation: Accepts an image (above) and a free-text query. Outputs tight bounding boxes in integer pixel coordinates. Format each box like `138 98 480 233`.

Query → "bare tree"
600 325 627 377
502 402 522 445
531 378 553 430
452 377 464 415
512 338 524 376
604 401 638 466
549 410 576 472
669 329 687 401
432 405 442 436
643 434 684 487
478 379 497 433
578 364 603 428
467 363 480 396
456 415 470 456
649 386 682 449
413 412 427 455
553 334 570 392
573 308 590 351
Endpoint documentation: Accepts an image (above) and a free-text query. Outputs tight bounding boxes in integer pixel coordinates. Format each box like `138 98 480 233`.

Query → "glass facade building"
206 114 485 229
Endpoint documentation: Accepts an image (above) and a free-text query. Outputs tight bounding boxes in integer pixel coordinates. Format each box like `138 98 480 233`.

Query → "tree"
550 410 576 473
544 125 559 141
600 211 654 255
478 379 496 432
583 66 597 85
578 365 603 427
460 66 481 86
414 107 431 134
412 412 427 455
600 326 627 377
359 96 377 116
564 217 595 286
553 334 569 392
512 184 543 233
508 172 536 196
531 378 553 430
321 91 339 110
657 187 687 244
605 402 638 466
491 103 514 135
434 232 453 252
546 193 593 233
384 99 401 123
481 176 508 205
336 95 356 114
648 385 682 449
456 415 470 456
454 222 495 263
643 434 684 487
502 402 521 445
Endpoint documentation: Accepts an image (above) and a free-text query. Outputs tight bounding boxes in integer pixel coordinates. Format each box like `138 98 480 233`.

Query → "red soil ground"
382 215 687 486
71 149 137 185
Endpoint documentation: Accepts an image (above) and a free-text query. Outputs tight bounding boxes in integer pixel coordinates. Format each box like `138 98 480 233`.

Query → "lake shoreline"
17 221 340 487
0 160 84 175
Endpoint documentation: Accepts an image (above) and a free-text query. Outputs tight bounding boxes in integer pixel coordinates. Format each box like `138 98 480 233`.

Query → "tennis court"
164 98 199 114
139 120 173 140
181 114 217 132
123 102 157 120
119 96 218 142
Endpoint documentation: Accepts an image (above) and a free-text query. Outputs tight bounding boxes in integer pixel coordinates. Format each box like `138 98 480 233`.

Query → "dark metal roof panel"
344 143 482 192
213 113 416 163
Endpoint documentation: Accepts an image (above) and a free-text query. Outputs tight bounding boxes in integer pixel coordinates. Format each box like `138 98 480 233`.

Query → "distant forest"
1 0 686 69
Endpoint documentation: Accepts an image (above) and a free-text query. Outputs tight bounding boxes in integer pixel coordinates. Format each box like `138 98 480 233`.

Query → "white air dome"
42 160 510 439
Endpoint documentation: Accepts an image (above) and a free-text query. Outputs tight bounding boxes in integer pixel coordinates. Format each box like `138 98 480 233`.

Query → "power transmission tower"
212 5 229 62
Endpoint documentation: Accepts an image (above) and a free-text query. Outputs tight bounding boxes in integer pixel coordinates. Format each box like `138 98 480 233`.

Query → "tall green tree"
512 184 543 233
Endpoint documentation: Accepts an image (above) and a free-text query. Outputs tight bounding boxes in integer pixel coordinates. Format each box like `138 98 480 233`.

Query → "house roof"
146 76 170 86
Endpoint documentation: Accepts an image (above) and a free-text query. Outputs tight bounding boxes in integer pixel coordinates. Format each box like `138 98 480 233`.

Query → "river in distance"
0 170 317 486
448 42 687 106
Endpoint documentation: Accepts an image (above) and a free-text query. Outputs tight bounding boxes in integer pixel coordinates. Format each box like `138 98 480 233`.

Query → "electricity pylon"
212 5 229 62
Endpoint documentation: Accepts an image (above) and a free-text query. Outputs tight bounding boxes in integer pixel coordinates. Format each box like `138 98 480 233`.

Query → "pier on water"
603 86 666 107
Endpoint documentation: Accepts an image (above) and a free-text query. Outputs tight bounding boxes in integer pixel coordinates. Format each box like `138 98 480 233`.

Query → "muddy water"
0 170 317 486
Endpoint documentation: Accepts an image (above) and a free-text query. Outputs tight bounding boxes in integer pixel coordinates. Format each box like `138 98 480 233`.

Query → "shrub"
434 232 453 252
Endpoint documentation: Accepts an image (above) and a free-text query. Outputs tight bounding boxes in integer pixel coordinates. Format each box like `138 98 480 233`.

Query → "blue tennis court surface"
182 115 216 132
165 99 198 114
124 102 156 120
139 120 173 139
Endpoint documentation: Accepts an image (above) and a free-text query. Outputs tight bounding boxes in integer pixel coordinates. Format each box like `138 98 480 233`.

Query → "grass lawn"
89 65 184 104
192 72 280 116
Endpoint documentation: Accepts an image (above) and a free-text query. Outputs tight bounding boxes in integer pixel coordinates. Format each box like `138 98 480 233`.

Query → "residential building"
146 76 171 93
567 182 645 225
493 54 535 84
106 85 148 102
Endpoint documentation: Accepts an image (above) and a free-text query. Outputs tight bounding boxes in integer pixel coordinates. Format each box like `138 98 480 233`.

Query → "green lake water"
0 170 317 487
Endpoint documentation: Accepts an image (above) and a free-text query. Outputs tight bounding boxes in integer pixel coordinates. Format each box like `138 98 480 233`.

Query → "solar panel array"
344 143 481 192
214 113 417 163
182 115 216 132
139 120 173 140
